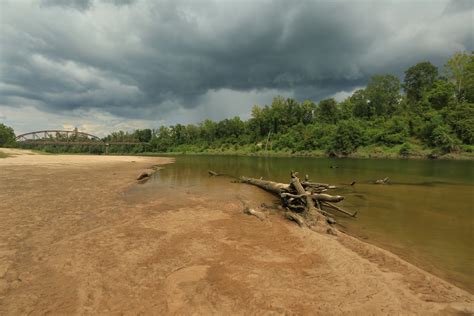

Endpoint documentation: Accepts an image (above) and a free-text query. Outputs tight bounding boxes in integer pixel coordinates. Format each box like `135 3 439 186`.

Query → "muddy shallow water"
128 155 474 292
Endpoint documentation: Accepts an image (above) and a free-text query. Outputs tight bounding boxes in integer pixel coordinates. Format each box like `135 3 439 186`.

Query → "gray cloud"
40 0 136 10
0 0 472 132
443 0 473 14
40 0 93 10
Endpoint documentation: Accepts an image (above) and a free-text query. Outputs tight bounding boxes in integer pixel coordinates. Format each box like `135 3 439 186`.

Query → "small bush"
329 119 366 155
399 143 411 157
431 125 461 153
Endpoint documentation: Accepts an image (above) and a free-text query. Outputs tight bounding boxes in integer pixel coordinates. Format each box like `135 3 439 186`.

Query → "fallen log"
326 217 337 225
322 201 358 217
237 196 267 221
375 177 389 184
312 193 344 203
315 199 322 210
239 176 290 195
286 203 306 212
137 171 151 181
301 181 337 189
290 171 323 222
285 211 306 227
301 181 330 188
208 170 219 176
211 170 357 231
243 207 267 221
280 192 306 199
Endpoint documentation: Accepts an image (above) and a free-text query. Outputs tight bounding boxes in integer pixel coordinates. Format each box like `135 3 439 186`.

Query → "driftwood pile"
210 170 357 233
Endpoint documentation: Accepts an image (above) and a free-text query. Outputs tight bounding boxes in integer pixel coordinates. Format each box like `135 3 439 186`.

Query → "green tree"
376 116 409 145
303 100 317 124
464 54 474 103
0 123 16 146
170 124 186 145
329 119 366 154
431 124 461 153
365 74 401 116
444 103 474 144
151 126 173 151
216 117 245 144
404 61 439 103
134 129 152 142
316 98 339 124
185 124 200 144
444 51 473 102
420 112 443 143
350 89 372 119
266 97 303 134
249 105 271 140
426 80 455 109
338 98 354 120
199 119 217 144
302 123 335 150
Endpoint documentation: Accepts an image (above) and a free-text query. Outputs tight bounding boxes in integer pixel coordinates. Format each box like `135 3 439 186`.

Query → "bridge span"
16 129 144 154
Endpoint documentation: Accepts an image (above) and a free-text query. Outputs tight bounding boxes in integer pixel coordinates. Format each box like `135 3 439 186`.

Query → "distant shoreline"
134 149 474 161
9 145 473 160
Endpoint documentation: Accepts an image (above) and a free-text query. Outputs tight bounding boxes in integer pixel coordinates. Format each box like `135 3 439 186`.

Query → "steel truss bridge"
16 130 144 154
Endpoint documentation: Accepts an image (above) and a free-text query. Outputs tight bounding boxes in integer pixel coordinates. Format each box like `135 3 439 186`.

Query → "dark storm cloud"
40 0 93 10
0 0 472 122
40 0 136 10
443 0 473 14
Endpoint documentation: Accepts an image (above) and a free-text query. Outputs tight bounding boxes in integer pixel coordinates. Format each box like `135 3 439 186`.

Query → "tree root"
243 207 267 221
212 171 358 234
284 211 306 228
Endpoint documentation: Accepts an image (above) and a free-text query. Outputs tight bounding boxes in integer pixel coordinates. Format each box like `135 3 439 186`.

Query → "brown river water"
129 155 474 292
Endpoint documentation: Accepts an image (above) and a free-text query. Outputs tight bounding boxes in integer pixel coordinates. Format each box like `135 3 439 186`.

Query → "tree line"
1 51 473 158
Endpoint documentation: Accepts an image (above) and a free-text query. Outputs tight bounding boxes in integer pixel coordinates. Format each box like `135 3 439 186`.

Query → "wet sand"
0 149 472 314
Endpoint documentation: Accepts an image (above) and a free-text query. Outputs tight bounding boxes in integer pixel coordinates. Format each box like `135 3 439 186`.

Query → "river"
132 155 474 292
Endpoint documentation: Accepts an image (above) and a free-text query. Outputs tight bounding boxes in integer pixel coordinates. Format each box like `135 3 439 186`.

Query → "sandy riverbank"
0 149 472 314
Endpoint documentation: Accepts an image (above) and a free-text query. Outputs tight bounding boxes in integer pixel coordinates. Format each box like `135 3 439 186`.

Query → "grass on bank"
135 144 474 160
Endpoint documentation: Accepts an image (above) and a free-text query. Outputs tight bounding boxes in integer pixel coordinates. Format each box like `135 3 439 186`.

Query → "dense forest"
1 51 473 158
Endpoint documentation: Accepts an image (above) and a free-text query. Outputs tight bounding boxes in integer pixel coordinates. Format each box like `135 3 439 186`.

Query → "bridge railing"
16 130 103 142
16 130 146 154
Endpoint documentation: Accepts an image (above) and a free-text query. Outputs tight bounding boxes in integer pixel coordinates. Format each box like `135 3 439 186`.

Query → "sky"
0 0 472 136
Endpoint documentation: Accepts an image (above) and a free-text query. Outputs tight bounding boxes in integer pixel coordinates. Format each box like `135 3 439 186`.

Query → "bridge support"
16 130 143 154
